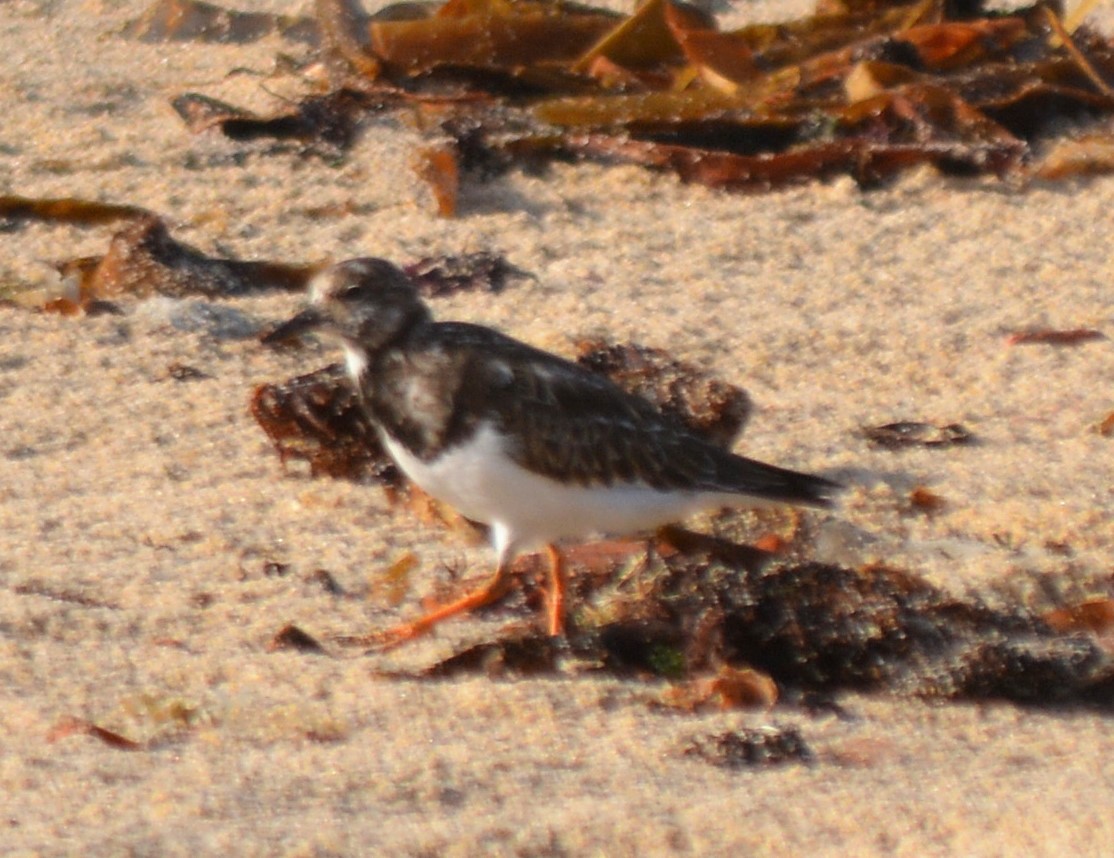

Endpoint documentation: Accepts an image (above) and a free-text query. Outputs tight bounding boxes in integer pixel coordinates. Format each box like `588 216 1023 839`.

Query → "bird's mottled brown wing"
435 324 839 507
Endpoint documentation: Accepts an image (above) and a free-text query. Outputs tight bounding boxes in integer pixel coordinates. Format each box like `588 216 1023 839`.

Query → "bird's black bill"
261 307 325 346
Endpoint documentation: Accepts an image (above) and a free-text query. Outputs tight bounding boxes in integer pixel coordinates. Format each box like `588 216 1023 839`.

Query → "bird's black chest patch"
363 347 477 462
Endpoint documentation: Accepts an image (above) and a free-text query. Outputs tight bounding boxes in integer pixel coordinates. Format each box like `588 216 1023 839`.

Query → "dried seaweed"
16 207 528 313
575 339 751 447
1005 327 1106 345
719 561 1111 704
46 217 314 313
251 362 396 482
386 543 1114 708
365 0 620 72
172 90 386 156
24 208 526 313
403 251 533 297
159 0 1114 199
0 195 154 229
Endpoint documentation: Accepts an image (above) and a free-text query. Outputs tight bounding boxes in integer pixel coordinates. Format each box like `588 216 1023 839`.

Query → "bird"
263 257 841 646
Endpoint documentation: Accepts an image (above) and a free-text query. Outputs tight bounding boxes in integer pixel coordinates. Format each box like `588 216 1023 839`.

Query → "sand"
2 1 1113 855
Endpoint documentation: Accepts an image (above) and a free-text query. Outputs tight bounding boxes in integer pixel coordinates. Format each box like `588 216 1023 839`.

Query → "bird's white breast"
380 422 744 554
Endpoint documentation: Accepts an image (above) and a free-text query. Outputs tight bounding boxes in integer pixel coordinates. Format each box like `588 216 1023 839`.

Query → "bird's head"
263 258 431 367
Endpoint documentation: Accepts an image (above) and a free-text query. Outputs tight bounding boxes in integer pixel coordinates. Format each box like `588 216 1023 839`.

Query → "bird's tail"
714 453 843 508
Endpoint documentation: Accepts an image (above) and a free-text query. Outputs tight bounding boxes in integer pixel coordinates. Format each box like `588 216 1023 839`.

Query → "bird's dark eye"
337 284 365 302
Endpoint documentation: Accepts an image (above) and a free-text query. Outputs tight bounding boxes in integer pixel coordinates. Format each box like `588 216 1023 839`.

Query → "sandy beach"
2 0 1113 854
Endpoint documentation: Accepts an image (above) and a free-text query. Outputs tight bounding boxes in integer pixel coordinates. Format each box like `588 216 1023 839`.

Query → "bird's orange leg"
544 543 567 637
370 561 513 650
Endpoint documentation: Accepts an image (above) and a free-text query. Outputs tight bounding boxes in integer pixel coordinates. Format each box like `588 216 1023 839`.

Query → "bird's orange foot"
350 564 515 651
332 612 469 652
358 618 440 652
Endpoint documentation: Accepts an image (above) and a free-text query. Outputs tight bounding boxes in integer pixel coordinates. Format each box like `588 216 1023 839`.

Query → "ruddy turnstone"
265 258 841 645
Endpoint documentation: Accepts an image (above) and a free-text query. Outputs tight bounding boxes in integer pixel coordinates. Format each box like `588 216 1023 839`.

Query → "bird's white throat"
343 343 369 380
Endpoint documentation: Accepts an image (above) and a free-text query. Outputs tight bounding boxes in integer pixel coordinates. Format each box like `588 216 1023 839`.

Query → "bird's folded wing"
448 332 838 506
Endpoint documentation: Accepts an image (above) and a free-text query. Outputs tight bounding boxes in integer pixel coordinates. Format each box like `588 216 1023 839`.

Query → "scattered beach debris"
683 726 814 769
308 568 347 596
403 251 533 298
268 623 328 654
262 560 293 578
719 560 1112 703
165 362 213 382
906 486 947 514
1004 327 1106 346
659 665 780 711
861 420 974 449
46 717 145 751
